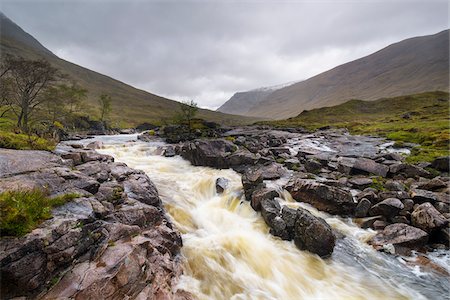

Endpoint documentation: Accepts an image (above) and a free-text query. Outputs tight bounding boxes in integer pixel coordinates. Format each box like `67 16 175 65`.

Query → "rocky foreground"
142 126 450 258
0 146 190 299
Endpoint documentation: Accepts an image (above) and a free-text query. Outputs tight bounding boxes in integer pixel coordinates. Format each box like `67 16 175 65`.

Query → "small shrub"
0 131 55 151
225 136 236 142
0 189 78 237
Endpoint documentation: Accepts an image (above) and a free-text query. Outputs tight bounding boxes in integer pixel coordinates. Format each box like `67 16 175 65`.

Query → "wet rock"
60 152 83 165
86 141 104 149
411 189 438 203
227 149 259 167
241 168 264 200
411 202 448 233
110 162 140 182
260 198 281 227
355 198 372 218
437 228 450 245
431 156 450 172
389 163 432 179
378 191 409 201
80 151 114 164
180 139 235 169
269 147 291 157
294 207 335 257
380 153 404 162
285 177 355 215
163 146 176 157
215 177 230 194
358 216 384 229
370 223 428 254
284 158 300 170
372 220 388 230
399 199 415 216
349 177 373 189
258 163 287 180
356 190 378 204
269 216 290 240
369 198 404 218
0 149 65 177
251 187 279 211
281 206 298 239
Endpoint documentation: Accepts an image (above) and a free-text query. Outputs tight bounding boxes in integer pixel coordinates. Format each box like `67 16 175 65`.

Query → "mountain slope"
217 82 296 116
223 30 449 119
0 13 257 126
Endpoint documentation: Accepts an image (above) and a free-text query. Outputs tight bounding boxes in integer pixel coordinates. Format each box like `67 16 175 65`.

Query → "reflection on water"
93 137 449 300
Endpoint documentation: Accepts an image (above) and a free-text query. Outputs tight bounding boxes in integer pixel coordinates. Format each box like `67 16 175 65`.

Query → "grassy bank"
261 91 449 163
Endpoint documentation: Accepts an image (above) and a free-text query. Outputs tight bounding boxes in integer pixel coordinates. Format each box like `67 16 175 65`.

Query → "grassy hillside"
263 91 450 162
0 15 258 127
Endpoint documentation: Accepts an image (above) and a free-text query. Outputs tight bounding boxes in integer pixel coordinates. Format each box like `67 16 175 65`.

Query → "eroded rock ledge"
0 147 190 299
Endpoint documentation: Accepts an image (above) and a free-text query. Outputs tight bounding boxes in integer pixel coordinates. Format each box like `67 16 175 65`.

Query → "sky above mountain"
1 0 447 109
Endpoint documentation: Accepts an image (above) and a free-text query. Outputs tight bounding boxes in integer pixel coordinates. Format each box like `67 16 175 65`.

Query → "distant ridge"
218 30 449 119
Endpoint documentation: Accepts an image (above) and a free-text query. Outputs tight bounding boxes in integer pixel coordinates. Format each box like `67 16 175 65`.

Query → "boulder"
431 156 450 172
411 189 438 203
241 168 264 200
180 139 235 169
251 187 279 211
227 149 259 167
280 206 298 239
285 178 355 215
215 177 230 194
355 198 372 218
389 163 432 179
370 223 428 254
384 180 405 192
163 146 176 157
294 208 335 257
304 159 322 173
417 178 447 191
349 177 373 189
339 157 389 177
86 141 104 149
411 202 448 233
369 198 404 218
260 198 281 227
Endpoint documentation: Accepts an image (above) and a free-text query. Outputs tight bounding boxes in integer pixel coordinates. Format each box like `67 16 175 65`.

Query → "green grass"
0 131 55 151
261 91 450 163
0 189 79 237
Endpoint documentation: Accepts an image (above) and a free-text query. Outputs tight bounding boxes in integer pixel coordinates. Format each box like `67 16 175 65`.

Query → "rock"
227 149 259 167
284 158 300 170
163 146 176 157
80 151 114 164
339 157 389 177
0 149 65 177
391 216 409 224
285 178 355 215
269 147 291 157
215 177 229 194
179 139 235 169
372 220 388 230
358 216 384 229
356 190 378 204
257 163 287 180
280 206 298 239
86 141 104 149
411 189 438 203
110 162 140 182
241 168 264 200
369 198 404 218
260 198 281 227
123 174 161 207
60 152 83 165
305 159 322 173
437 227 450 245
384 180 405 191
417 178 447 191
349 177 373 189
294 208 335 257
355 198 372 218
378 191 409 201
381 153 404 161
411 202 448 233
370 223 428 254
389 163 432 179
399 199 415 215
269 216 290 240
251 187 279 211
431 156 449 172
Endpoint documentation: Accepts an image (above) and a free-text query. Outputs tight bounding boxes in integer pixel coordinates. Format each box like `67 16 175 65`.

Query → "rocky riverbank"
0 145 190 299
141 126 449 258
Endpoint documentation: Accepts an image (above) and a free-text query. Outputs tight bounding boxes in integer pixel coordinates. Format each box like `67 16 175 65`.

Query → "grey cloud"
1 0 448 109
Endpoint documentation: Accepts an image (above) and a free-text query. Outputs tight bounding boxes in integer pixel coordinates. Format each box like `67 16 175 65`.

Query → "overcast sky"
1 0 448 109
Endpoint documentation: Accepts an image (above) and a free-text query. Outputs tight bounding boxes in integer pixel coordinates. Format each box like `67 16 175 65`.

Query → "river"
82 134 450 300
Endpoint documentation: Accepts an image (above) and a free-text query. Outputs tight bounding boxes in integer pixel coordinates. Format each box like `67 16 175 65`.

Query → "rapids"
86 134 449 300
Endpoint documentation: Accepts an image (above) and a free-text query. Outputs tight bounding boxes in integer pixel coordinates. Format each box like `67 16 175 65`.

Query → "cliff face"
0 146 191 299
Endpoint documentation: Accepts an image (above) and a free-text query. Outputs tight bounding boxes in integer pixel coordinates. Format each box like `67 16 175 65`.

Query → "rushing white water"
90 135 449 300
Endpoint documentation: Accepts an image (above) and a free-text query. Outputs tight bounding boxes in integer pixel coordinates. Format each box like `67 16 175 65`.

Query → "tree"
98 94 112 122
178 100 198 131
1 56 59 131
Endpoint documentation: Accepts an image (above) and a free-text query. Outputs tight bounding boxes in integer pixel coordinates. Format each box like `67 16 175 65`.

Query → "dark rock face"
355 198 372 218
294 208 335 257
411 189 438 203
0 148 188 299
284 177 356 215
215 177 230 194
260 198 281 228
241 168 264 200
431 156 449 172
411 202 448 233
389 163 432 179
180 139 235 169
370 223 428 254
251 187 279 211
164 145 176 157
369 198 404 218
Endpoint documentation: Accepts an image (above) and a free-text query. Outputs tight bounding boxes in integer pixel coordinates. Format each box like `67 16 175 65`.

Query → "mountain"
217 82 296 116
0 13 257 126
219 30 449 119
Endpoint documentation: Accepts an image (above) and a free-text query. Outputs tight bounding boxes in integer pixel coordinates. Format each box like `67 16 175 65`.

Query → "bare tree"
98 94 112 122
178 100 199 131
2 56 59 131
